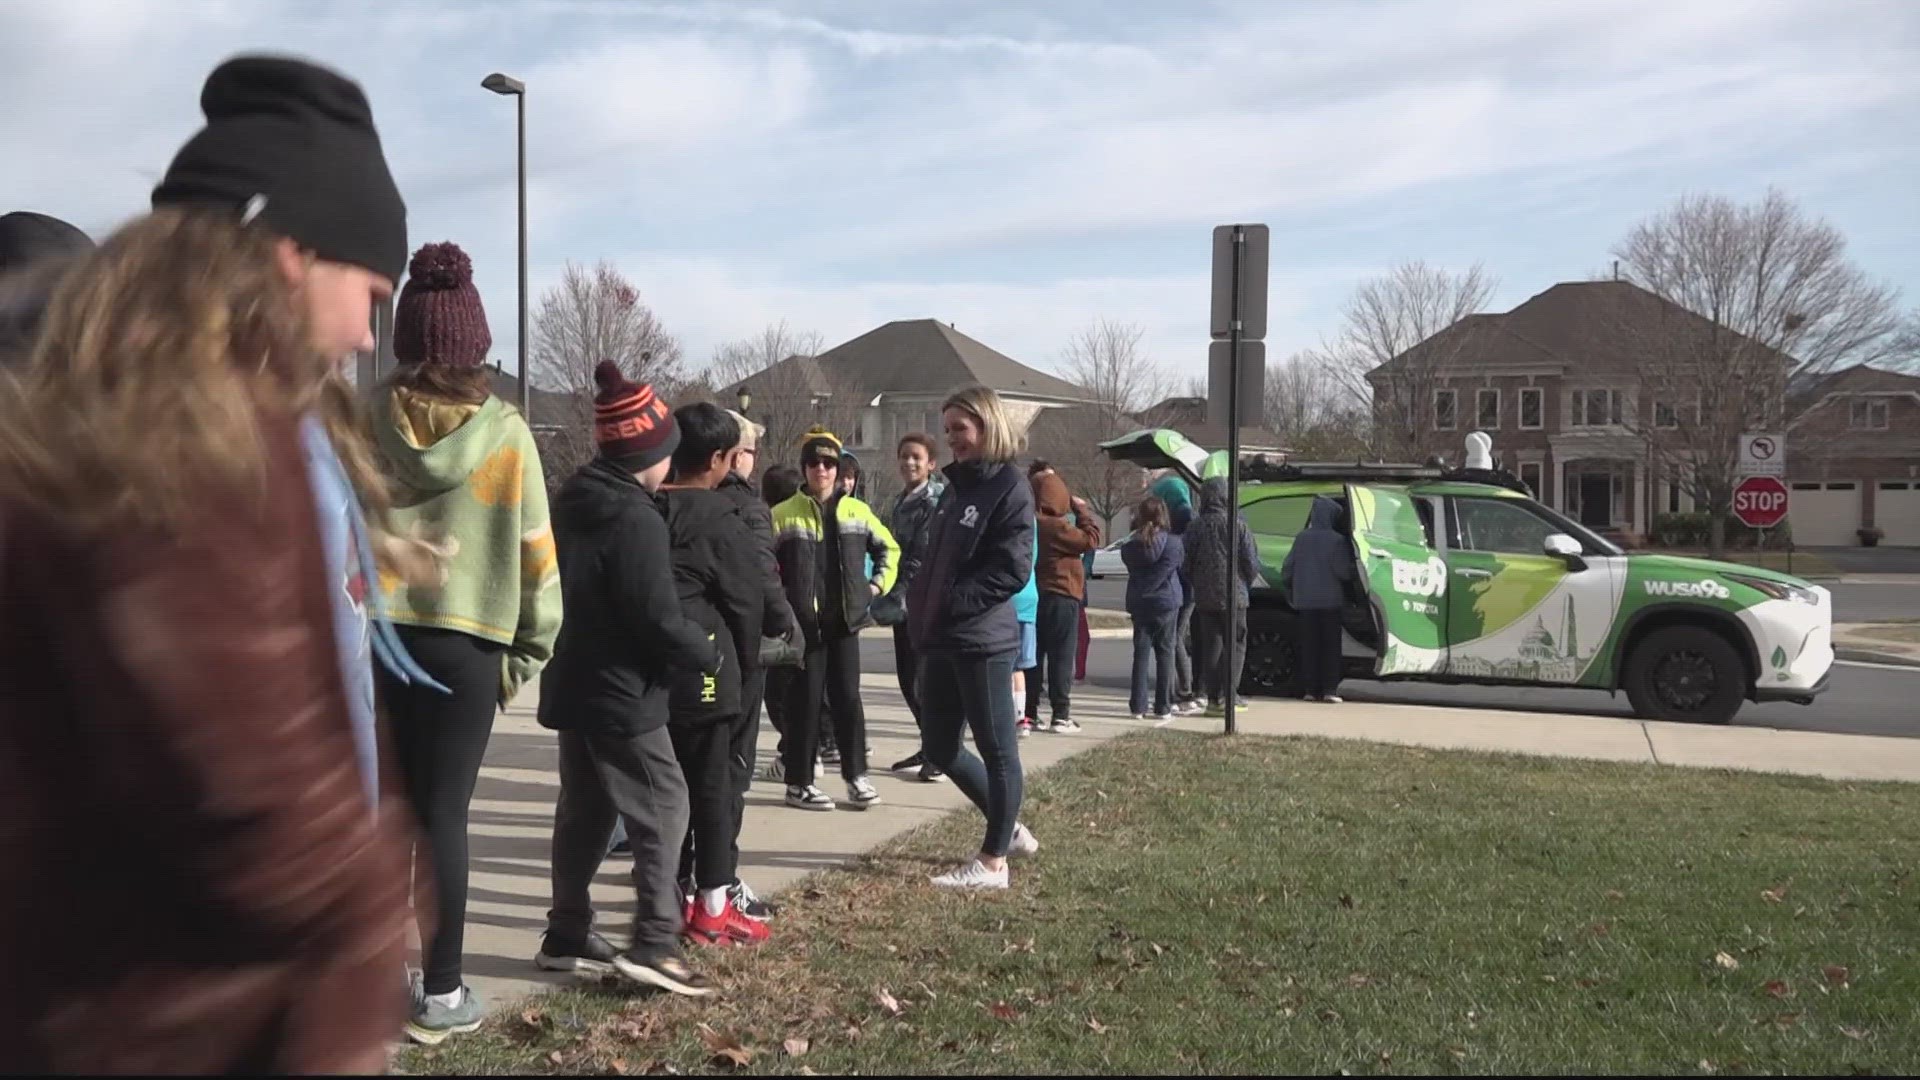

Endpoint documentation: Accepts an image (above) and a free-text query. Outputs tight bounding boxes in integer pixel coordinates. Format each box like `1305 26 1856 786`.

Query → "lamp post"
736 386 751 416
482 72 528 422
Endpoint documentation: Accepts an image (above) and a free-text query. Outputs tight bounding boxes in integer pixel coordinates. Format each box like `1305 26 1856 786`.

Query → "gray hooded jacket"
1182 478 1263 613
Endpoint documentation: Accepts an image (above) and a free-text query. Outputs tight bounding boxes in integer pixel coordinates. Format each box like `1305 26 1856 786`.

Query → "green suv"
1101 429 1834 725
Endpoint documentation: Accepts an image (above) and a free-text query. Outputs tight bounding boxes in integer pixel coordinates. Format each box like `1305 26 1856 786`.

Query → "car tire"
1623 625 1746 725
1242 612 1299 698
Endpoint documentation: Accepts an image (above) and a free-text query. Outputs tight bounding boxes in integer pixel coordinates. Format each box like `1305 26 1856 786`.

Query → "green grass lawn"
398 734 1917 1076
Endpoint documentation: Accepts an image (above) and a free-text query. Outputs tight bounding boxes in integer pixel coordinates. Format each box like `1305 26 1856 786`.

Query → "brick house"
1785 364 1920 545
1366 279 1920 546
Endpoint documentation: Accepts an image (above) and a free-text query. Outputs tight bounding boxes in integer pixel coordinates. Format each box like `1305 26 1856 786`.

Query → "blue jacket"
1280 495 1356 611
1013 519 1039 624
907 459 1035 657
1122 530 1185 620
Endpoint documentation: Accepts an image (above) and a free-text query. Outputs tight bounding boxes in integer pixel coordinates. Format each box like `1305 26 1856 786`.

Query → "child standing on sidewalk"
1280 495 1355 703
1122 497 1184 720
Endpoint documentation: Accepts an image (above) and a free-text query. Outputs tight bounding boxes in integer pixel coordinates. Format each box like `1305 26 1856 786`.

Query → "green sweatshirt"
375 388 562 705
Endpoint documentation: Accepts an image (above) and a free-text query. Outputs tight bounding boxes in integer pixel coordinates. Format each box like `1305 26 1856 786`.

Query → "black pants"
1193 607 1248 706
1024 593 1080 721
670 718 739 891
376 625 504 996
727 666 766 874
892 626 922 728
1297 608 1344 698
783 632 867 782
548 726 688 963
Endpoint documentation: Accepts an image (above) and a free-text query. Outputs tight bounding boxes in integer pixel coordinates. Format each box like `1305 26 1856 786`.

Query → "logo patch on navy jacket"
960 505 981 528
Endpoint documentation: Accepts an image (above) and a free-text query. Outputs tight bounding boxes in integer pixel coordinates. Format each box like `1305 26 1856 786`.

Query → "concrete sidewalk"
453 669 1920 1018
1835 622 1920 667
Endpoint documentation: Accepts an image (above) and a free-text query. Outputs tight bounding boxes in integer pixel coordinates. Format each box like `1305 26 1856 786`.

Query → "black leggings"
1296 608 1344 698
671 717 740 891
377 625 504 996
782 633 867 782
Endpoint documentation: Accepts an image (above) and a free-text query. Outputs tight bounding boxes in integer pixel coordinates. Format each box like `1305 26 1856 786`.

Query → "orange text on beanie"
393 241 491 367
593 360 679 472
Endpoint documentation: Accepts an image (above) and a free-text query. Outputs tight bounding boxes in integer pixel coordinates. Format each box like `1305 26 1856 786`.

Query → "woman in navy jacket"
906 385 1041 890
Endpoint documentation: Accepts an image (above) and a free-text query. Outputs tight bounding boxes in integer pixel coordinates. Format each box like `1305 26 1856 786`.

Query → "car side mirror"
1544 533 1587 571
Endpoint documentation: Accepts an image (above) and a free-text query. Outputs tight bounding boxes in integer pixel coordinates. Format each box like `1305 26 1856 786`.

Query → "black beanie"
152 55 408 283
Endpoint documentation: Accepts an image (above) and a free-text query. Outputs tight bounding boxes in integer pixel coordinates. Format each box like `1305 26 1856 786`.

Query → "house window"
1519 461 1543 499
1519 387 1543 430
1655 401 1677 429
1476 388 1501 430
1433 389 1457 431
1570 388 1621 428
1851 399 1890 430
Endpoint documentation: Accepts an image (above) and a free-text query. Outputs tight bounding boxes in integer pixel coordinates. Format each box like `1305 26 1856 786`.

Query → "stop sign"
1733 475 1790 529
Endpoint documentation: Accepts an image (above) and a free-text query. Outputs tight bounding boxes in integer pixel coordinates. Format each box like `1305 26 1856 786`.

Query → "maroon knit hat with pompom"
393 240 491 367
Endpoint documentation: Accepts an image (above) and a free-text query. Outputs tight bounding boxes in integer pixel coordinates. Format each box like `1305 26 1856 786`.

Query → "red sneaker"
684 901 772 947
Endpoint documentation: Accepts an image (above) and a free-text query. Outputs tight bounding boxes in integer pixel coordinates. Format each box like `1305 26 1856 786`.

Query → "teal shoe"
405 983 484 1045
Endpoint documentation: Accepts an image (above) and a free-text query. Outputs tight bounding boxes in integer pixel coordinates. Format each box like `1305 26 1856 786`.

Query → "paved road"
864 634 1920 741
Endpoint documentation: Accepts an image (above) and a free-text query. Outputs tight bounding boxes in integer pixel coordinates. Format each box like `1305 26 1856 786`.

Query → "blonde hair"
941 384 1021 464
0 208 387 530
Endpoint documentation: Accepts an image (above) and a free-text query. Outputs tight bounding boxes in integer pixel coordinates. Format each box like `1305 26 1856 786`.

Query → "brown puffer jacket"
0 413 415 1075
1032 471 1101 601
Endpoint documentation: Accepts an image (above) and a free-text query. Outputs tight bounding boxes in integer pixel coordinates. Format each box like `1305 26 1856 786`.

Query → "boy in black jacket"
661 404 777 946
535 365 718 997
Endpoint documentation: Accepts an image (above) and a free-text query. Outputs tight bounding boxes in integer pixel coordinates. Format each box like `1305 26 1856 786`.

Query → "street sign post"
1208 224 1270 737
1733 475 1790 531
1739 432 1785 478
1207 340 1265 429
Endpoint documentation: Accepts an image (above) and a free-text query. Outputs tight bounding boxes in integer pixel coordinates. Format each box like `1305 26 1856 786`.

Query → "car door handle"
1368 550 1391 560
1455 567 1492 579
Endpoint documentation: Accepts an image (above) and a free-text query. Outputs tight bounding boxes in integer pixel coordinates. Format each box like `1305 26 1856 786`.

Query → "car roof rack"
1238 454 1534 497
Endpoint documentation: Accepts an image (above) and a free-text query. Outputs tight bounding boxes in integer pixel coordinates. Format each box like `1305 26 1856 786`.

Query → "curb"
1836 647 1920 668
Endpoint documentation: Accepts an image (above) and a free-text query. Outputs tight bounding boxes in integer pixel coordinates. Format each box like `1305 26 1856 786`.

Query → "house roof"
1367 279 1797 382
735 319 1092 404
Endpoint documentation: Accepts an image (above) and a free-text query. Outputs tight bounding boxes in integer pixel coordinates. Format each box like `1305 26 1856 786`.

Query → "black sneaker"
917 763 946 783
729 879 778 921
820 743 842 766
534 931 618 975
892 751 926 774
613 951 714 998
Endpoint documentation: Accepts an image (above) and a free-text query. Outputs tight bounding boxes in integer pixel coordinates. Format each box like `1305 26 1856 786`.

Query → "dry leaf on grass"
1086 1017 1109 1035
547 1050 566 1066
697 1024 753 1069
1824 964 1852 988
875 987 904 1016
1839 1025 1872 1041
783 1037 811 1058
988 1001 1020 1021
1604 889 1626 901
608 1059 628 1076
1763 979 1791 999
1771 1012 1803 1028
1761 884 1789 904
1713 951 1741 971
1338 893 1356 909
520 1007 546 1027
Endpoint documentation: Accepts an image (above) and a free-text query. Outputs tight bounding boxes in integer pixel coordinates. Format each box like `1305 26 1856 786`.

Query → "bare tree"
1317 260 1498 460
528 261 685 488
1611 189 1907 555
707 321 869 478
1030 319 1168 529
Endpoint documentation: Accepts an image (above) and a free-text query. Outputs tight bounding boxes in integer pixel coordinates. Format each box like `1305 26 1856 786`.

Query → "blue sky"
3 0 1914 385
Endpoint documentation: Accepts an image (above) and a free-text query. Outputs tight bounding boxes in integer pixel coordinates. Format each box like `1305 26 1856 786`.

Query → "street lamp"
735 386 752 415
482 72 529 422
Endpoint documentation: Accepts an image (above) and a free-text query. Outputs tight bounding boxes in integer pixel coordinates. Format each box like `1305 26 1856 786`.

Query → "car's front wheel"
1623 625 1747 725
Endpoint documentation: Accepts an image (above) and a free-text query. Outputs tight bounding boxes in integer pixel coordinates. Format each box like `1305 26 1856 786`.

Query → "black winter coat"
719 471 796 652
906 460 1035 657
661 486 767 723
538 459 718 738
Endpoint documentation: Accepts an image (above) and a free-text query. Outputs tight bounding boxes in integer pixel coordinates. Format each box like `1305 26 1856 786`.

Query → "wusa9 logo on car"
1644 578 1732 600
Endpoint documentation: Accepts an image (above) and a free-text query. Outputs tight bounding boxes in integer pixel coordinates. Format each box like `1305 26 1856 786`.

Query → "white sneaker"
1130 712 1149 721
1323 695 1344 704
1048 717 1082 734
1153 711 1175 722
1009 822 1040 858
846 776 881 810
930 858 1010 890
785 784 835 811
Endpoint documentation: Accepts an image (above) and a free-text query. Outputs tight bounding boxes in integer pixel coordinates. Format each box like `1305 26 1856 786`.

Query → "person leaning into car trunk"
1025 461 1101 732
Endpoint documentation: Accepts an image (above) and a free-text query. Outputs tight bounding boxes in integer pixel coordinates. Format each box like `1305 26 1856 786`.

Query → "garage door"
1875 481 1920 545
1789 481 1862 546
